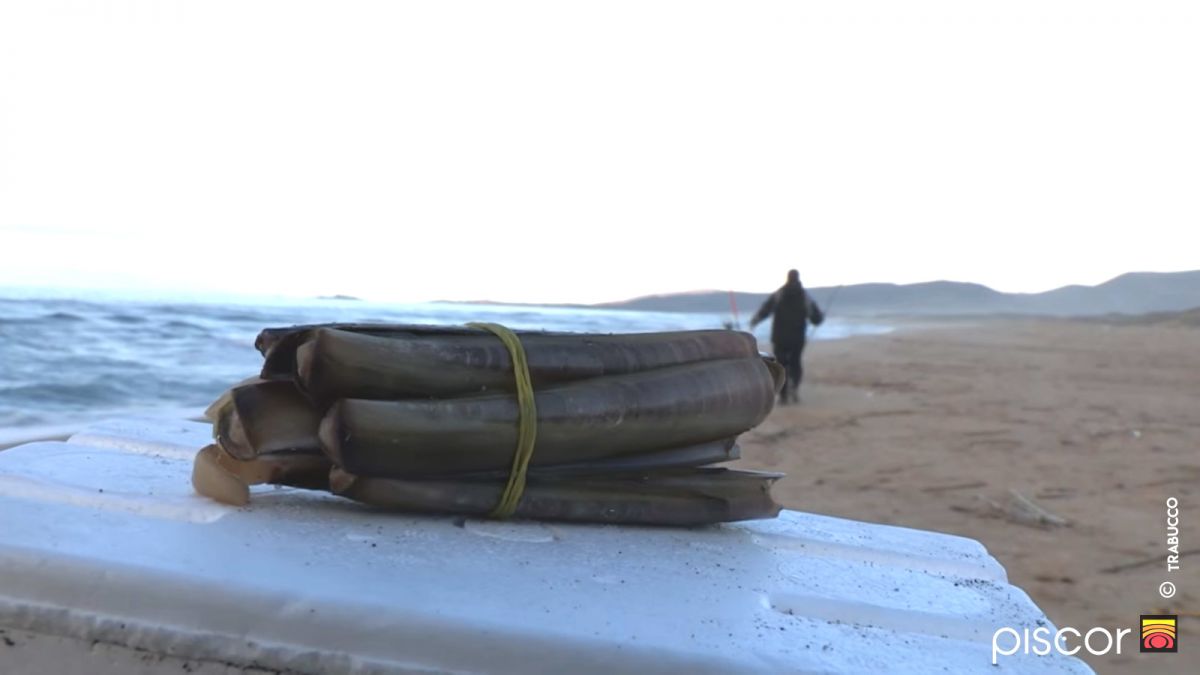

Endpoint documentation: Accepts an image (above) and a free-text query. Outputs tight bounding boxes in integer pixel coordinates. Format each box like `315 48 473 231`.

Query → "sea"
0 293 891 432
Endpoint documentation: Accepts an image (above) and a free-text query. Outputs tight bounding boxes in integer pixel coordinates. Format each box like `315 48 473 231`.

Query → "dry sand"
736 317 1198 674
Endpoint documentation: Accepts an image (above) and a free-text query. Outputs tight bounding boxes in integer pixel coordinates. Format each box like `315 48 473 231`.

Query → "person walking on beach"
749 269 824 404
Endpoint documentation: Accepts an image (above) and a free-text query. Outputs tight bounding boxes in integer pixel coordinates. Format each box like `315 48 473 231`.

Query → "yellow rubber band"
467 322 537 519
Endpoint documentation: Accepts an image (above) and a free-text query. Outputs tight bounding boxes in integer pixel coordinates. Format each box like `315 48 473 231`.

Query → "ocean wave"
0 379 138 407
0 296 890 428
43 311 87 322
0 407 50 428
107 313 147 324
162 319 211 331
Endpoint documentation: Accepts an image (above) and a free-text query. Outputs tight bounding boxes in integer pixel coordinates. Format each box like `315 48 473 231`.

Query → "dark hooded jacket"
751 275 824 346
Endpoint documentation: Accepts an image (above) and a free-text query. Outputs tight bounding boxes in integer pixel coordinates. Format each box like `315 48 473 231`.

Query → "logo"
1140 615 1177 653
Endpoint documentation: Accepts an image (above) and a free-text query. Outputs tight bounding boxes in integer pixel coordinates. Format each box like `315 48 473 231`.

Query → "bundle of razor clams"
192 324 786 526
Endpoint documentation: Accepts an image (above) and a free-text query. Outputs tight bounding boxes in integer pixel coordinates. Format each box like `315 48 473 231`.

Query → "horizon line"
2 268 1196 308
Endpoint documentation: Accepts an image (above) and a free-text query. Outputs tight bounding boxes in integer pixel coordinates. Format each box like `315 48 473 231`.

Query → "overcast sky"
1 1 1196 304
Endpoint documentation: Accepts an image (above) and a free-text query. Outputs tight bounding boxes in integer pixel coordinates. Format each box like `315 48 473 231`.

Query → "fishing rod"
727 290 741 330
808 284 843 339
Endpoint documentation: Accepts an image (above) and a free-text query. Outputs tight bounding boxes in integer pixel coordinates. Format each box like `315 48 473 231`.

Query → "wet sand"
736 318 1198 674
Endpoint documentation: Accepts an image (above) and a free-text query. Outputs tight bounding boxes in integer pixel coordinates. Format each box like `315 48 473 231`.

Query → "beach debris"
193 323 787 526
981 489 1069 529
1032 486 1075 500
1100 548 1200 574
920 480 987 494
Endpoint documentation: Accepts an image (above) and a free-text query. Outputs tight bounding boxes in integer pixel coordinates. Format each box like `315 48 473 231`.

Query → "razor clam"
192 444 333 506
329 467 783 526
266 324 759 398
319 357 782 477
213 379 323 460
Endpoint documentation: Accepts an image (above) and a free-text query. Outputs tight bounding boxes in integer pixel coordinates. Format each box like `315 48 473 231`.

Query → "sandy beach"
736 318 1198 674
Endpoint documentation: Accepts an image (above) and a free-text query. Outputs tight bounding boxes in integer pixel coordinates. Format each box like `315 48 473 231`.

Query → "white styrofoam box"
67 415 215 460
0 418 1093 674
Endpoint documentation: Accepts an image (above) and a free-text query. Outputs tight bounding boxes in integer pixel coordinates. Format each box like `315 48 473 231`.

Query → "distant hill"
596 270 1200 317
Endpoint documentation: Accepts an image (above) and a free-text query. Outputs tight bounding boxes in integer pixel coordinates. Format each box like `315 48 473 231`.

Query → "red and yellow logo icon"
1140 615 1177 653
